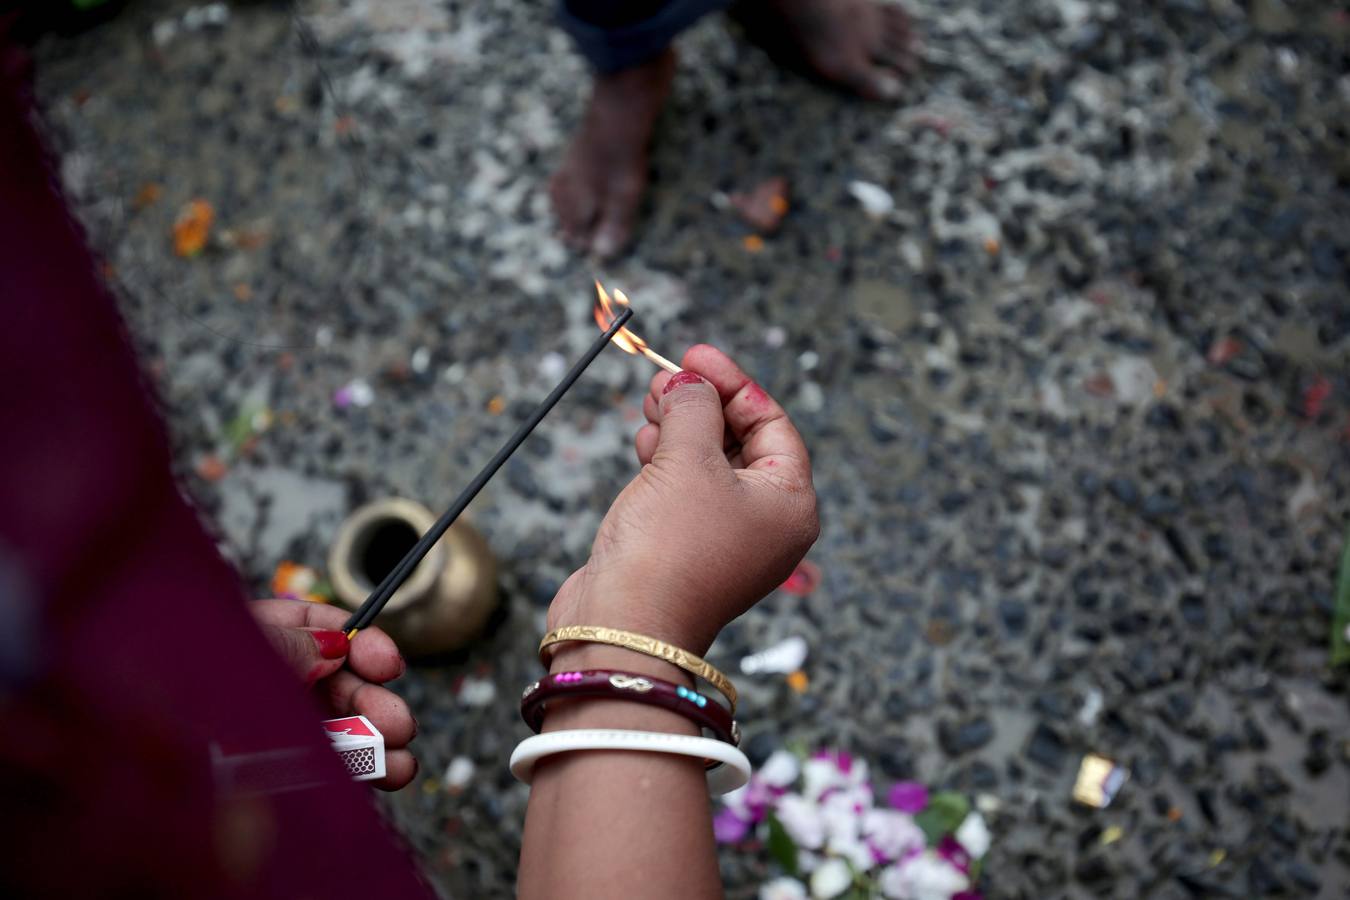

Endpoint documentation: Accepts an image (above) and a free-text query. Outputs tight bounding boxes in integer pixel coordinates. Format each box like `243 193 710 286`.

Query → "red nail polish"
311 630 349 660
662 371 705 395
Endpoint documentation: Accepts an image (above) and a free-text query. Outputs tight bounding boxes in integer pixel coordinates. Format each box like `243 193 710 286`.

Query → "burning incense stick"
341 305 635 638
594 281 683 375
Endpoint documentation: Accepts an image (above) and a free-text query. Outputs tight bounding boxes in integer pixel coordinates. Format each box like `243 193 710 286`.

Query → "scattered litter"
1099 825 1124 846
925 619 956 646
183 3 230 30
232 283 252 302
1166 806 1183 822
740 636 809 675
729 177 790 234
458 675 497 707
1207 848 1227 868
225 398 272 455
315 326 334 348
1077 688 1103 727
334 379 374 409
486 395 506 415
172 199 215 257
780 561 821 596
743 234 765 253
270 561 330 604
133 183 162 210
152 20 179 47
797 351 819 372
974 794 1001 815
538 351 567 382
1206 336 1241 366
763 326 787 349
1303 374 1331 419
982 236 1001 256
410 347 431 374
1072 753 1127 808
1287 474 1319 521
219 227 267 250
195 454 227 482
848 181 894 219
444 756 475 791
786 670 809 694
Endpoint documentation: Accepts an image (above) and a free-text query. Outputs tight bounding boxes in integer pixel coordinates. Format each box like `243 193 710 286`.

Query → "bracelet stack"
509 626 750 795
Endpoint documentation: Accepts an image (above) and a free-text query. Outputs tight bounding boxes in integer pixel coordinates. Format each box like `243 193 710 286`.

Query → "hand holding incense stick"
341 304 635 637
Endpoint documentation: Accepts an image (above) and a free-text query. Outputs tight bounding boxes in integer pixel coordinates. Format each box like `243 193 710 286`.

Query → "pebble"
847 180 895 219
938 716 994 756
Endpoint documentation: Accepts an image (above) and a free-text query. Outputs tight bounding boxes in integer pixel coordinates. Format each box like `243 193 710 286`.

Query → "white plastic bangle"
509 729 752 795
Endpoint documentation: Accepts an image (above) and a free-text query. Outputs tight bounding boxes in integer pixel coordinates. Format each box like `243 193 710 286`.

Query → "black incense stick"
342 305 635 636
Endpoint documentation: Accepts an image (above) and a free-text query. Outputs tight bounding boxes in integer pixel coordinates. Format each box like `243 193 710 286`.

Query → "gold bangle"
539 625 738 714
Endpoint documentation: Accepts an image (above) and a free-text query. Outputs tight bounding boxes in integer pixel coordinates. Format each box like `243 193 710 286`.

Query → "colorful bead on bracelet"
521 669 739 747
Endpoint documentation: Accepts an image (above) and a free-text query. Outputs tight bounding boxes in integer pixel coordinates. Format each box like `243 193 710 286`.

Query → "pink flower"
812 748 855 775
714 807 751 844
936 836 971 876
861 809 925 862
887 781 929 813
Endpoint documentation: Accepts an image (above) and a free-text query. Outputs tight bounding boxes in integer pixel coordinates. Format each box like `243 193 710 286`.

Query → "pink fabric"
0 33 431 899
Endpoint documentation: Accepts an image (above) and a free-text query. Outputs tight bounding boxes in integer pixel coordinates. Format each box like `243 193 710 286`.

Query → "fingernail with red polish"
311 630 349 660
662 371 705 395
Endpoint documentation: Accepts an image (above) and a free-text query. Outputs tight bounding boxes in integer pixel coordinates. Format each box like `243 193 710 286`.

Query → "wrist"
557 570 717 656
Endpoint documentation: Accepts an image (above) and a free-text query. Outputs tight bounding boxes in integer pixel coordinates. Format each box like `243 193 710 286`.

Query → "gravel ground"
31 0 1350 896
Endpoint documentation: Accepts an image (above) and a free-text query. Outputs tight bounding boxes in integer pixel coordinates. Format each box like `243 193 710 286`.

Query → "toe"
549 166 598 248
589 170 645 260
879 7 918 72
818 50 904 101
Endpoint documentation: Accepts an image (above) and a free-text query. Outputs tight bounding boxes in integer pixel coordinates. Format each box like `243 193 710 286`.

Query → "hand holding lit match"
546 344 819 660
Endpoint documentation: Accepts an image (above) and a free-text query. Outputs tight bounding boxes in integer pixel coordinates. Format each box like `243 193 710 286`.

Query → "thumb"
264 626 349 685
655 372 726 464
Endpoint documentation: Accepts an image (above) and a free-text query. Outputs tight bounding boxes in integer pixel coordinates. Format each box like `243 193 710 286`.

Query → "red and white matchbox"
322 715 386 782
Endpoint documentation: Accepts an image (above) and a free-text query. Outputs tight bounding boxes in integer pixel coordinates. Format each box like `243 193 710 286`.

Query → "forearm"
517 643 724 900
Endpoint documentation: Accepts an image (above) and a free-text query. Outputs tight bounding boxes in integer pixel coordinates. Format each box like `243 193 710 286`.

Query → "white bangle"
510 729 752 795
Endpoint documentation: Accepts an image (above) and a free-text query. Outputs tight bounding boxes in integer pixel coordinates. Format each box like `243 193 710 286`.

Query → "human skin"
518 344 820 899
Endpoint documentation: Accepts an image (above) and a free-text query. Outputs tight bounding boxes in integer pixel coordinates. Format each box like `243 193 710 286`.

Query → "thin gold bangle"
539 626 737 714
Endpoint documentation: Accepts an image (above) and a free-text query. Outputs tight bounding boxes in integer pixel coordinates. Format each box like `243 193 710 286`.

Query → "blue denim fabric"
558 0 733 72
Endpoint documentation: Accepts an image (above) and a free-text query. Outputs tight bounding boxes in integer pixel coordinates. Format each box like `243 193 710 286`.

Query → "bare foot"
550 49 676 260
732 0 917 100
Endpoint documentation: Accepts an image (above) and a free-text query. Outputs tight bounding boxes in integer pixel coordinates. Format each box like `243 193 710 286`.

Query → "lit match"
594 281 683 375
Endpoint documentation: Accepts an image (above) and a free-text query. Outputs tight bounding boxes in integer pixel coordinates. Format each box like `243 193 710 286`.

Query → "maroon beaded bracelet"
520 669 741 747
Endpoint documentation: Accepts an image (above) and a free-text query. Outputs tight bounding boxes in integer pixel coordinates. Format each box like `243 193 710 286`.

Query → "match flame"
594 281 682 374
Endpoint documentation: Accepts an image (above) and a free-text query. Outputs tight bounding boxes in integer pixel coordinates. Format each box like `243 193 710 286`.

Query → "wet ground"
31 0 1350 896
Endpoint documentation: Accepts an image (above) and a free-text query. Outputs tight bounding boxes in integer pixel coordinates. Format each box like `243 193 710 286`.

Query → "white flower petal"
809 858 853 900
776 793 826 850
759 876 809 900
884 850 969 900
802 759 844 801
955 811 991 861
861 809 925 862
760 750 802 788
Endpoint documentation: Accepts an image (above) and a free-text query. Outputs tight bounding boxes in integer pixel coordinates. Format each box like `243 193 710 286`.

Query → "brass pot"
327 498 498 657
